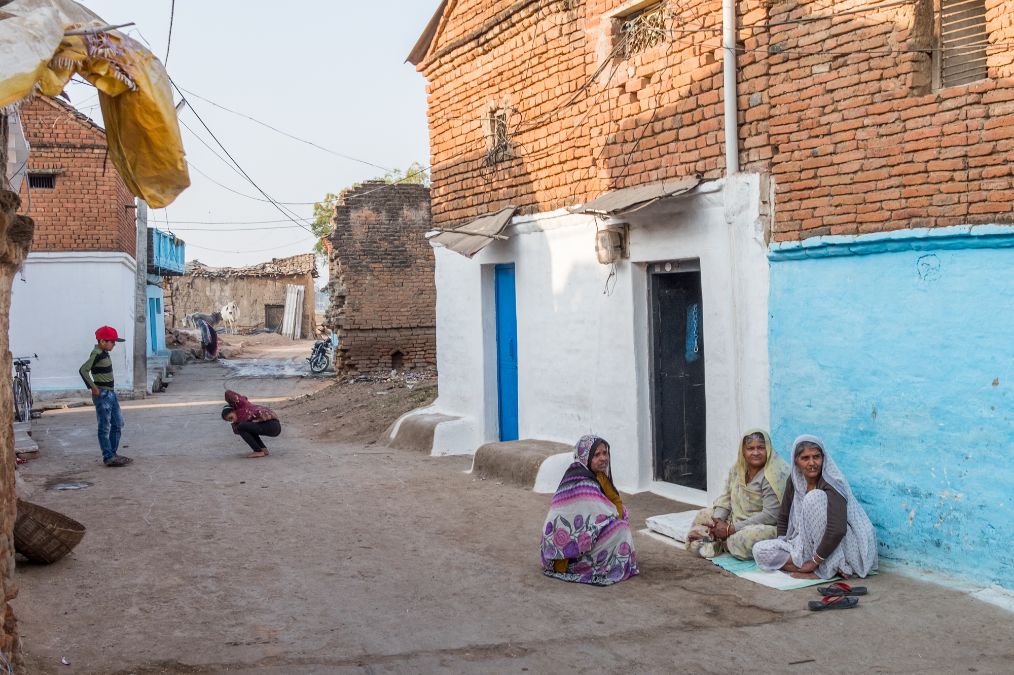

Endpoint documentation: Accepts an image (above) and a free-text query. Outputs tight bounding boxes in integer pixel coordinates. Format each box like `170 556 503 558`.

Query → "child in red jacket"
221 389 281 458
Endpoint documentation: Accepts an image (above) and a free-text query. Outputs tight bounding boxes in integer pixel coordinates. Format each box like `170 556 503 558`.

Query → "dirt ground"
13 362 1014 674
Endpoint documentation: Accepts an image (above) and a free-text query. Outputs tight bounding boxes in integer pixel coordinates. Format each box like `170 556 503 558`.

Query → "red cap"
95 326 125 342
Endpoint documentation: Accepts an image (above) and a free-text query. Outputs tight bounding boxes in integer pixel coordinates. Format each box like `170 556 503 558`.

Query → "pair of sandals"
104 455 133 467
808 582 867 611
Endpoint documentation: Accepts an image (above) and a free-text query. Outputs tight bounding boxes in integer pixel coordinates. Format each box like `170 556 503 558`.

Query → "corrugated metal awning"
572 176 700 216
429 206 518 258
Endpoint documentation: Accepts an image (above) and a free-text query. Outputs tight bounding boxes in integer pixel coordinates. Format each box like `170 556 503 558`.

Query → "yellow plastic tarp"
1 1 189 208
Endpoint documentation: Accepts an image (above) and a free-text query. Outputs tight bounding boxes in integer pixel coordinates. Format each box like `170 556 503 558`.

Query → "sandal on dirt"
808 595 859 611
817 582 867 597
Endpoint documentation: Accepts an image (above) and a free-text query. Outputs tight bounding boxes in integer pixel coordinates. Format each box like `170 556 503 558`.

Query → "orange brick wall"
16 97 136 256
417 0 1014 242
768 0 1014 240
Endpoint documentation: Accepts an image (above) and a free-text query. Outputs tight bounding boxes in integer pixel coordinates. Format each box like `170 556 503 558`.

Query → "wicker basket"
13 499 86 564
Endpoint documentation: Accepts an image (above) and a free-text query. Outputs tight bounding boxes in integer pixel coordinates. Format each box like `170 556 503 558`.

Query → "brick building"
405 0 1014 588
10 96 142 394
325 181 436 372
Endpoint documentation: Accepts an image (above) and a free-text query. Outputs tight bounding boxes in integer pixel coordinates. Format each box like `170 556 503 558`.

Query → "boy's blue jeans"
94 389 124 462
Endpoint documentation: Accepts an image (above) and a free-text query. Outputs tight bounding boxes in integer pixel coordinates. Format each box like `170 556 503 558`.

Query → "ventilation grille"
28 174 56 189
940 0 989 88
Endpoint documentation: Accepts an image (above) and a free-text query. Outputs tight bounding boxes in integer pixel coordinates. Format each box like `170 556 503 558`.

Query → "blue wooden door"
494 264 519 441
148 297 159 355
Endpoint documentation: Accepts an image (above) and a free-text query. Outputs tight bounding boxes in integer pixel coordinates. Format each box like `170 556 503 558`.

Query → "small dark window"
620 2 667 58
482 104 512 165
28 174 56 189
391 350 404 371
936 0 989 88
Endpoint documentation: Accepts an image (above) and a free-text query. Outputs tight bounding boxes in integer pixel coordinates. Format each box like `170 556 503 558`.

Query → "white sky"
64 1 436 280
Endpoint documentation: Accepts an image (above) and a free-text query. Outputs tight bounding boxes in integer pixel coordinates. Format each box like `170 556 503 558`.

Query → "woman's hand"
710 519 730 540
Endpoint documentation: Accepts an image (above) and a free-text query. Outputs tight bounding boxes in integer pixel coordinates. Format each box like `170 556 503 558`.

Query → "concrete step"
470 439 572 490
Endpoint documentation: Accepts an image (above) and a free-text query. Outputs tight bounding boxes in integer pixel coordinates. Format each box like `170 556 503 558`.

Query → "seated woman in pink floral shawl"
540 435 639 586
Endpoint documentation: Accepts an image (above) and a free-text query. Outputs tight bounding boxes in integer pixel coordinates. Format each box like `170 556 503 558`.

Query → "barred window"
619 2 667 58
937 0 988 88
482 105 512 165
28 174 56 189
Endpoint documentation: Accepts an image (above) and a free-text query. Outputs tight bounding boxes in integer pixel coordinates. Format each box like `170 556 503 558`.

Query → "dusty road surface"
15 363 1014 674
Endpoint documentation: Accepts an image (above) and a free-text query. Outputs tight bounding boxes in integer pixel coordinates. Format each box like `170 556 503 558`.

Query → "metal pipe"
722 0 739 175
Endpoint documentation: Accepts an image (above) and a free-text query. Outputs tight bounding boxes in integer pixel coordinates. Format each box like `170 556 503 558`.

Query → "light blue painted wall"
769 227 1014 589
145 284 167 356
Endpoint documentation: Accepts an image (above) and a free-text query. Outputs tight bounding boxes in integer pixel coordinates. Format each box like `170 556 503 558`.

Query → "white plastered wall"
11 252 137 395
423 174 770 503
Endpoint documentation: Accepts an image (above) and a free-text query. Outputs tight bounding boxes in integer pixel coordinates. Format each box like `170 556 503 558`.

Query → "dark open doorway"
650 264 706 490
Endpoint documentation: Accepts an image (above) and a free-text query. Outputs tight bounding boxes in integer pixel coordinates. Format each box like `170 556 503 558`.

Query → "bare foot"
782 562 801 573
791 572 820 579
245 451 267 458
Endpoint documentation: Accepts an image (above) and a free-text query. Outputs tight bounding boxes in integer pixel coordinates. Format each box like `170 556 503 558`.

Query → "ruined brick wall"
419 0 1014 240
17 97 135 255
326 182 435 372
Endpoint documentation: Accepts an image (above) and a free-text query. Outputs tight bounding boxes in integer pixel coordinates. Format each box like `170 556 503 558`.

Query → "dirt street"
14 362 1014 674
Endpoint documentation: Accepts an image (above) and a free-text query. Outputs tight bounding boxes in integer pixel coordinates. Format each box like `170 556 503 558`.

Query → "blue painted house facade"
146 227 185 356
768 227 1014 589
407 0 1014 590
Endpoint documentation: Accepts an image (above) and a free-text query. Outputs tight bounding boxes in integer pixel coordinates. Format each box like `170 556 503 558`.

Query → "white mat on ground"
644 510 701 543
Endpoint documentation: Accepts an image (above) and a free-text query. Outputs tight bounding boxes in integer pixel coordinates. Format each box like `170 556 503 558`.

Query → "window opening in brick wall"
28 174 56 189
620 2 667 58
390 350 404 371
482 104 513 165
936 0 988 88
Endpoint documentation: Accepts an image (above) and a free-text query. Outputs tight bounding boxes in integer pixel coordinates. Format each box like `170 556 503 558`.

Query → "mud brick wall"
326 182 435 372
417 0 1014 240
17 97 135 255
173 274 317 336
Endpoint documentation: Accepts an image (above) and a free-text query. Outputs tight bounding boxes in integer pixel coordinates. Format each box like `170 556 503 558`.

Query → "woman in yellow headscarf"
686 429 790 560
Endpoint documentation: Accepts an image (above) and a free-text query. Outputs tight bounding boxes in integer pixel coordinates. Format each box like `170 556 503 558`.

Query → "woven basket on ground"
13 499 86 564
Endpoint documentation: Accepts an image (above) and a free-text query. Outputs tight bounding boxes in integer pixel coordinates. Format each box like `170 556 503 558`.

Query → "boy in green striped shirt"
80 326 132 467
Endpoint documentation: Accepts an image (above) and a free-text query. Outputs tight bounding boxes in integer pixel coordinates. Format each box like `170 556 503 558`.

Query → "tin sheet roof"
429 206 518 258
573 176 700 216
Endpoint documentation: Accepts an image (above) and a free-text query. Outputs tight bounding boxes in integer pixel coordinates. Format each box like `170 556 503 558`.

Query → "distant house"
172 254 318 337
10 97 167 395
324 181 435 372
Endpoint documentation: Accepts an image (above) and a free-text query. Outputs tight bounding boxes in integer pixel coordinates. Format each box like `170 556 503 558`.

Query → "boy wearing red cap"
80 326 132 467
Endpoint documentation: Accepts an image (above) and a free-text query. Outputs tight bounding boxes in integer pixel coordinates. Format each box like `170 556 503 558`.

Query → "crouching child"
221 390 281 458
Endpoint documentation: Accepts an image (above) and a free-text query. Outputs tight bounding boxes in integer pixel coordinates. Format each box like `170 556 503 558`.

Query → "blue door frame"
494 264 519 441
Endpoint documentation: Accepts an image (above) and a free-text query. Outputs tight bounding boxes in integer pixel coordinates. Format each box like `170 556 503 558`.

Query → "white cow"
221 302 240 334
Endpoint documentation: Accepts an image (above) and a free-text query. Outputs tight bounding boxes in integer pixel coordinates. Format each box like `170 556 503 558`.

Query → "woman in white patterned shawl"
753 435 878 579
540 435 638 586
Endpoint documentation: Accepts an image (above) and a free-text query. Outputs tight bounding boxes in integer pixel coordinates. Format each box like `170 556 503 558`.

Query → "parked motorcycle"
308 334 335 374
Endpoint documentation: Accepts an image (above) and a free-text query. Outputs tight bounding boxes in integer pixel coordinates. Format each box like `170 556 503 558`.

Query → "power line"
166 224 309 232
169 75 314 236
176 86 397 175
159 216 312 225
164 0 175 66
185 237 314 254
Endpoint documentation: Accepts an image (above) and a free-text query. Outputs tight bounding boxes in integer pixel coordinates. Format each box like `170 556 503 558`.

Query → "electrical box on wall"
595 225 628 265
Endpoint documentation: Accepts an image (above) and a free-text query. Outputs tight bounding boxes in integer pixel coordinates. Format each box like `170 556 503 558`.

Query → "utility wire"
164 0 175 66
169 75 315 234
177 86 397 175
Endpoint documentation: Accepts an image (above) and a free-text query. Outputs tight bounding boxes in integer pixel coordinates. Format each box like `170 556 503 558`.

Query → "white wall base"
11 252 137 393
425 174 770 503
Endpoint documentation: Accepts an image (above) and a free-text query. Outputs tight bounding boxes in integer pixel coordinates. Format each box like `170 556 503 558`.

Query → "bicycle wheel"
13 380 30 423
